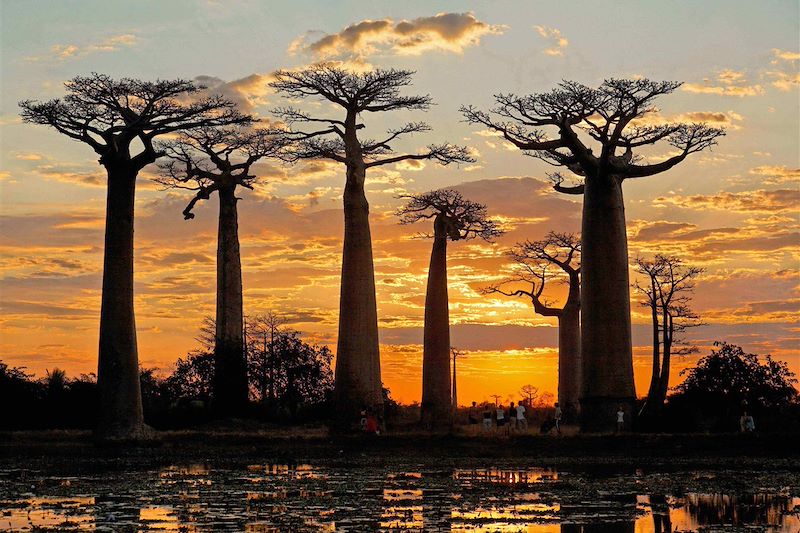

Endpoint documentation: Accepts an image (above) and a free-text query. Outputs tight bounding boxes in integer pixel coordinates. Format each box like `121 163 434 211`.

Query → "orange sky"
1 3 798 404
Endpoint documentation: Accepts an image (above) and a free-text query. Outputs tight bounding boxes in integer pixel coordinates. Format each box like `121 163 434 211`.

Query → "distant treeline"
1 341 797 433
0 323 336 430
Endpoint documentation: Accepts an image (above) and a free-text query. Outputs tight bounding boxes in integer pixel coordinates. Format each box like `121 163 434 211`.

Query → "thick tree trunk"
421 215 452 427
639 299 661 418
579 175 636 431
452 354 457 411
96 164 147 441
655 311 673 406
333 162 383 426
557 305 581 421
212 185 248 415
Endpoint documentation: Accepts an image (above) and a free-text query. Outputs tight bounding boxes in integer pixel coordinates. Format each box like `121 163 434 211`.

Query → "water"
0 464 797 532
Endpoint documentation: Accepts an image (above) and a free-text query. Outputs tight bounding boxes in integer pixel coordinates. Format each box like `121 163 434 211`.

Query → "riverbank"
1 428 798 471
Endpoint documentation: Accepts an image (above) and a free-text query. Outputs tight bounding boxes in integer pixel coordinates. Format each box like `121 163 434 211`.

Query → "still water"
0 464 797 532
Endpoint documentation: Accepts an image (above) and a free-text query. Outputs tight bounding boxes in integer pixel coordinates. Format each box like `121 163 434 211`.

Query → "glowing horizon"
1 1 798 405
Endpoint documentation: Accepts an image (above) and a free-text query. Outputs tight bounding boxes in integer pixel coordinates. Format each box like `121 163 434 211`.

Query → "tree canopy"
461 78 725 192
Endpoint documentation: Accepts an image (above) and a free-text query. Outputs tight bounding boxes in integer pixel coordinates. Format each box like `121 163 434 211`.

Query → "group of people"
466 401 564 435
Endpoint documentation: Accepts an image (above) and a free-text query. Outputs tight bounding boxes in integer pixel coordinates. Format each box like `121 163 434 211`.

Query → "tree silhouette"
397 189 500 426
157 125 287 415
670 342 798 431
270 65 473 426
19 74 249 440
247 312 287 405
451 347 463 415
520 384 539 406
634 255 704 418
484 232 581 419
462 79 724 431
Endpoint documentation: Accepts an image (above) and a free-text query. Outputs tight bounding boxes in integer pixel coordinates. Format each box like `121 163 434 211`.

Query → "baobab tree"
451 347 463 416
270 65 473 425
156 125 287 415
397 189 501 426
520 384 539 406
19 74 248 440
462 79 724 430
634 255 704 419
484 232 581 419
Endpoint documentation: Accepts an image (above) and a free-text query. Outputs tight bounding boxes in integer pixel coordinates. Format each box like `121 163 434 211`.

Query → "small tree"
271 65 473 426
485 232 581 419
463 79 724 431
634 255 704 418
19 74 248 440
397 189 501 426
157 125 287 415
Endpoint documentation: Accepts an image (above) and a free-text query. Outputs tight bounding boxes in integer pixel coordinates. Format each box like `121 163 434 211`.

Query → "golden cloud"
654 189 800 213
25 33 137 62
533 25 568 56
682 69 764 97
749 165 800 184
289 12 505 61
772 48 800 61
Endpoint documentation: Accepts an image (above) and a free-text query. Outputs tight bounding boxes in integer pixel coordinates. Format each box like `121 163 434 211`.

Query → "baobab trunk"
557 305 581 421
640 299 661 418
96 164 147 440
213 185 248 415
656 311 673 407
579 176 636 431
421 215 452 427
333 163 383 425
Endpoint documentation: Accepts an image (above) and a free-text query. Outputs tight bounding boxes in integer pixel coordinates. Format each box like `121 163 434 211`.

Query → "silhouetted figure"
463 80 724 432
515 401 527 431
270 66 473 428
19 74 249 440
482 404 493 432
496 404 506 432
740 411 755 433
468 401 479 432
616 405 625 433
554 402 563 434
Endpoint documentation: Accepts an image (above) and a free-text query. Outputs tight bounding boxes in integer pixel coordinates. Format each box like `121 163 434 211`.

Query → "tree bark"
212 185 248 415
333 160 383 425
656 310 673 406
579 175 636 431
639 296 661 419
558 304 581 421
96 164 147 441
421 214 452 427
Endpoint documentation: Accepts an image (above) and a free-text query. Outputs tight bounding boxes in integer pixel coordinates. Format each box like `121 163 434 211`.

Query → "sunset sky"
1 0 798 404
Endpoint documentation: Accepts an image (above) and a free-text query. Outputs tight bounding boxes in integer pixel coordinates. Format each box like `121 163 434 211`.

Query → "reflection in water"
0 465 797 532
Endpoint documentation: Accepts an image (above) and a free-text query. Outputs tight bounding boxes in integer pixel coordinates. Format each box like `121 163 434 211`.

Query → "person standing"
496 404 506 433
508 402 516 433
516 401 527 432
482 404 493 433
616 405 625 433
554 402 562 434
468 401 479 434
